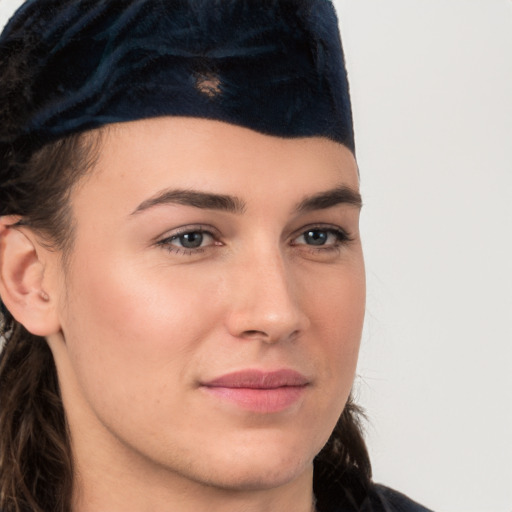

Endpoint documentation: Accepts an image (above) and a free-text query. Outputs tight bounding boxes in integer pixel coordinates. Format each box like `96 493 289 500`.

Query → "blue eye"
303 229 329 246
175 231 205 249
157 228 217 253
293 227 349 248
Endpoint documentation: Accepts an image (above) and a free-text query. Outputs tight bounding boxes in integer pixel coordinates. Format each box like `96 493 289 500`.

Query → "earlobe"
0 216 61 336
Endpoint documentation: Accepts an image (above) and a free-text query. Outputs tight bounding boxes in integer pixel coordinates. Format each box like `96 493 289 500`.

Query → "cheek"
307 256 365 341
304 259 365 393
59 252 223 405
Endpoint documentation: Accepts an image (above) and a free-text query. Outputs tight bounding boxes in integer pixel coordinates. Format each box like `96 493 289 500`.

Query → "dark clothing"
358 484 433 512
313 464 433 512
317 483 433 512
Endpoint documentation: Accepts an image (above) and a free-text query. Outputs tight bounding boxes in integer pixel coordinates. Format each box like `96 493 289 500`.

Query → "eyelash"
290 225 353 252
156 224 352 256
155 225 218 256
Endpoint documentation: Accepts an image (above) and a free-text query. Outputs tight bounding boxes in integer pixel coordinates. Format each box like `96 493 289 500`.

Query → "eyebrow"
131 189 246 215
295 185 362 212
130 185 362 216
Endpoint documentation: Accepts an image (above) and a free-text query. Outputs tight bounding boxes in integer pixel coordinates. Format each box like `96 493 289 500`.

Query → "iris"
304 230 328 246
178 232 204 249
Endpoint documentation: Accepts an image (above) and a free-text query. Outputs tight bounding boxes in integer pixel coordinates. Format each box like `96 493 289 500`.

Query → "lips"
201 369 309 413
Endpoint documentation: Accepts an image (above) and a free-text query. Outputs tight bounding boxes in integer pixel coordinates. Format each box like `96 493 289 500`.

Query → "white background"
334 1 512 512
1 1 511 511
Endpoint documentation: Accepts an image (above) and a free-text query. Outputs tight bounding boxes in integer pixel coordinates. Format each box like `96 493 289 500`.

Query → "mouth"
200 369 310 414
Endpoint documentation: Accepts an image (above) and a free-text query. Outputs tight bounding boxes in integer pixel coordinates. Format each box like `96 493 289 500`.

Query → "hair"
0 134 101 512
0 14 372 512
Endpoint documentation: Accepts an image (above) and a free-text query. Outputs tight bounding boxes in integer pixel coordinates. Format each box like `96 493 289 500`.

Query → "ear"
0 215 61 336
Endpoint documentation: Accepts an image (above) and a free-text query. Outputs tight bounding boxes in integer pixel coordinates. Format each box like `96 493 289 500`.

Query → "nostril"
239 328 301 345
242 329 268 338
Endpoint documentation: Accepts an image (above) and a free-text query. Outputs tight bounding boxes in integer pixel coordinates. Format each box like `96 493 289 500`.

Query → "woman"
0 1 432 511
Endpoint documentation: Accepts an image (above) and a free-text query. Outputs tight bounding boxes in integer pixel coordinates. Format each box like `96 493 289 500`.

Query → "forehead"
72 117 359 217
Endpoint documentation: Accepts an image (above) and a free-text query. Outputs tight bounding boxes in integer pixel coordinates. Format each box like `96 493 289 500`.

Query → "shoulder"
364 484 434 512
312 460 434 512
315 480 434 512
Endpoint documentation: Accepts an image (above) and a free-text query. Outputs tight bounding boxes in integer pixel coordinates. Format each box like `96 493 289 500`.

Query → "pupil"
180 232 203 248
305 230 327 246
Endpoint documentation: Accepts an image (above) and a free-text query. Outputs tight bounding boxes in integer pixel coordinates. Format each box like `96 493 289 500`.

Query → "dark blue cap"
0 0 354 156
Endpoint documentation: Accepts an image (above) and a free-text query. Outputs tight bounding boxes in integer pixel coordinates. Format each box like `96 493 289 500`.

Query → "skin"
1 117 365 512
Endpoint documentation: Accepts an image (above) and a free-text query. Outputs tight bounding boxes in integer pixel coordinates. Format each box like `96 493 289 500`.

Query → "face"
46 117 365 494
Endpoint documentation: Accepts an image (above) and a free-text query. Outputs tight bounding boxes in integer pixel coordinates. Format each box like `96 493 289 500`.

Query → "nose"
225 247 310 344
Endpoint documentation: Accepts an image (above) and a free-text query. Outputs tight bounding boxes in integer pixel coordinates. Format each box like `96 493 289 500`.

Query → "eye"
174 231 208 249
302 229 330 246
156 227 219 254
292 226 350 248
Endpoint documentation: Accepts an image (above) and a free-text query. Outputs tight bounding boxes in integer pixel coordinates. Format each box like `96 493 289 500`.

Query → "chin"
198 453 314 492
178 430 321 492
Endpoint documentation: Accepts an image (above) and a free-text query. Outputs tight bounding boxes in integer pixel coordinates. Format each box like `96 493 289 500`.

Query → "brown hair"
0 135 100 512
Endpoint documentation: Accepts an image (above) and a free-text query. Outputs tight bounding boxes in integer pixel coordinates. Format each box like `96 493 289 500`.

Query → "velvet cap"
0 0 355 157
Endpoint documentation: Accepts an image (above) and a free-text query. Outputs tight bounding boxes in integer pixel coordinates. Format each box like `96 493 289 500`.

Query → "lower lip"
202 386 307 413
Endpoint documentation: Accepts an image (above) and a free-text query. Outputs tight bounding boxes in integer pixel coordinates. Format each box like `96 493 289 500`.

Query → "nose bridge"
226 241 308 343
